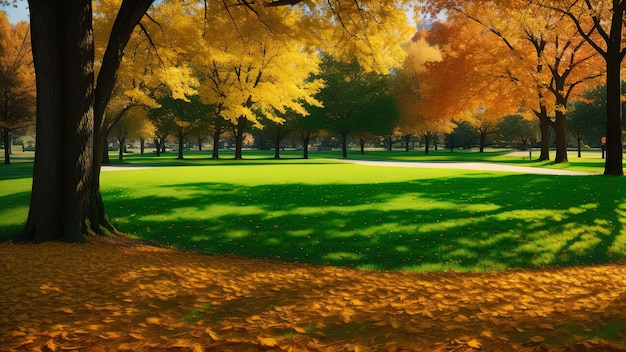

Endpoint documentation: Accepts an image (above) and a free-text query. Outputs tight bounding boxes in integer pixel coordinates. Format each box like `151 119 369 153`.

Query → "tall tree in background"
0 12 34 164
9 0 414 242
533 0 624 175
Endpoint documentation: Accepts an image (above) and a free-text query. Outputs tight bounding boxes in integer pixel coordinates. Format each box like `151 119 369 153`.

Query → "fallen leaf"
145 317 160 325
467 339 482 349
258 337 278 347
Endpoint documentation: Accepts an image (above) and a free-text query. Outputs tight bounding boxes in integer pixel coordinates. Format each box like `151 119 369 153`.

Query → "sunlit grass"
1 149 624 272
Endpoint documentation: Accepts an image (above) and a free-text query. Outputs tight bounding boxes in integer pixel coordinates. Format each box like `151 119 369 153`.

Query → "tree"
568 84 616 157
424 1 603 163
532 0 625 175
0 12 35 164
314 56 398 158
497 114 537 150
11 0 414 243
109 106 154 160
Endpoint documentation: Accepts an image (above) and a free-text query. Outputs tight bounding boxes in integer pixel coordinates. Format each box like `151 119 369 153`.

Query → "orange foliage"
2 238 626 351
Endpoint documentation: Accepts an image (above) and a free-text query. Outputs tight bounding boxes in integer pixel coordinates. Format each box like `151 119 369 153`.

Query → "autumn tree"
8 0 414 243
391 29 445 154
0 12 34 164
108 106 154 160
532 0 625 175
424 1 603 163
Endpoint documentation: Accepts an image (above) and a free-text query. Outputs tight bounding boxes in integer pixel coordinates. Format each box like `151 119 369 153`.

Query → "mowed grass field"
1 148 625 272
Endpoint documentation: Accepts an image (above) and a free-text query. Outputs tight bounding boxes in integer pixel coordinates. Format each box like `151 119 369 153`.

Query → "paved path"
342 159 598 176
102 161 597 176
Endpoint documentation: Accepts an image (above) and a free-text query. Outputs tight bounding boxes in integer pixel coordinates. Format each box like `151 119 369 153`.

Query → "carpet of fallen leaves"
2 237 626 352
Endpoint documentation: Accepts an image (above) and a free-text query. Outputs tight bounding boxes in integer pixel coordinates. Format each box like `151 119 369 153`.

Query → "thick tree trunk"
404 134 410 152
118 137 125 161
177 129 184 160
301 131 311 159
16 0 154 243
234 116 246 159
537 113 551 161
3 128 10 164
17 0 94 243
604 55 624 175
553 111 568 163
155 137 161 156
479 131 486 153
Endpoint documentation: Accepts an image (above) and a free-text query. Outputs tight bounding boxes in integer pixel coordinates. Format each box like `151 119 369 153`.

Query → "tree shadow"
104 173 626 271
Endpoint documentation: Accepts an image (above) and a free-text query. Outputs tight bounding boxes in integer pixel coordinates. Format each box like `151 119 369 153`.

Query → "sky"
0 1 29 23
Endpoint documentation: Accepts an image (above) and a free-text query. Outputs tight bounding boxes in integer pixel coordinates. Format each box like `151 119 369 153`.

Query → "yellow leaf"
501 304 515 312
11 331 26 337
351 299 364 306
258 337 278 347
294 326 306 334
205 328 222 341
191 343 204 352
422 309 434 319
480 330 493 338
129 333 144 340
45 339 58 351
467 339 482 349
454 314 469 322
56 307 74 314
145 317 160 325
539 324 554 330
529 336 545 343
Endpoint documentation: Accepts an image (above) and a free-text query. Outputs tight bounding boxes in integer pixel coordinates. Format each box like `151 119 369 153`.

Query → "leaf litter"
1 237 626 351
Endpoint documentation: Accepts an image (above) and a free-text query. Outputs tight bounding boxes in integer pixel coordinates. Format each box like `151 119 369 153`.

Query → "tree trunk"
16 0 95 243
387 136 392 151
198 138 203 151
140 138 145 155
154 137 161 156
341 132 348 159
553 111 568 163
359 138 365 154
118 136 125 161
212 127 221 159
577 137 582 158
424 133 431 155
177 129 184 160
404 134 410 152
234 116 246 159
301 130 311 159
479 131 486 153
3 128 10 164
537 113 551 161
604 54 624 175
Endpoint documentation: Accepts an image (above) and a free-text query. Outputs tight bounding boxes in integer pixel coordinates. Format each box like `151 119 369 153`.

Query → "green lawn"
1 148 625 272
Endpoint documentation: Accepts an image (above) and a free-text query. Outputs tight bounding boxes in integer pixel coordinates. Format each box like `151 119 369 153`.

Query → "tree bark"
537 112 551 161
341 132 348 158
301 130 311 159
424 133 431 155
16 0 154 243
118 136 125 161
553 111 568 163
234 116 247 159
360 138 365 154
3 128 10 164
177 129 184 160
604 54 624 175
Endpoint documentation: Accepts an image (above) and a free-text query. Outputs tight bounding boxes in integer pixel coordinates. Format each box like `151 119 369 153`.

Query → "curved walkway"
342 159 598 176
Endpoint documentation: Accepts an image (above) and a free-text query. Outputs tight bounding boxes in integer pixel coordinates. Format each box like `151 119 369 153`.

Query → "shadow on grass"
106 174 626 272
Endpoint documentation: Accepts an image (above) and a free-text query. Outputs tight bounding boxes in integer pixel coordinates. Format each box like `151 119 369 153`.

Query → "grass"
1 148 625 272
